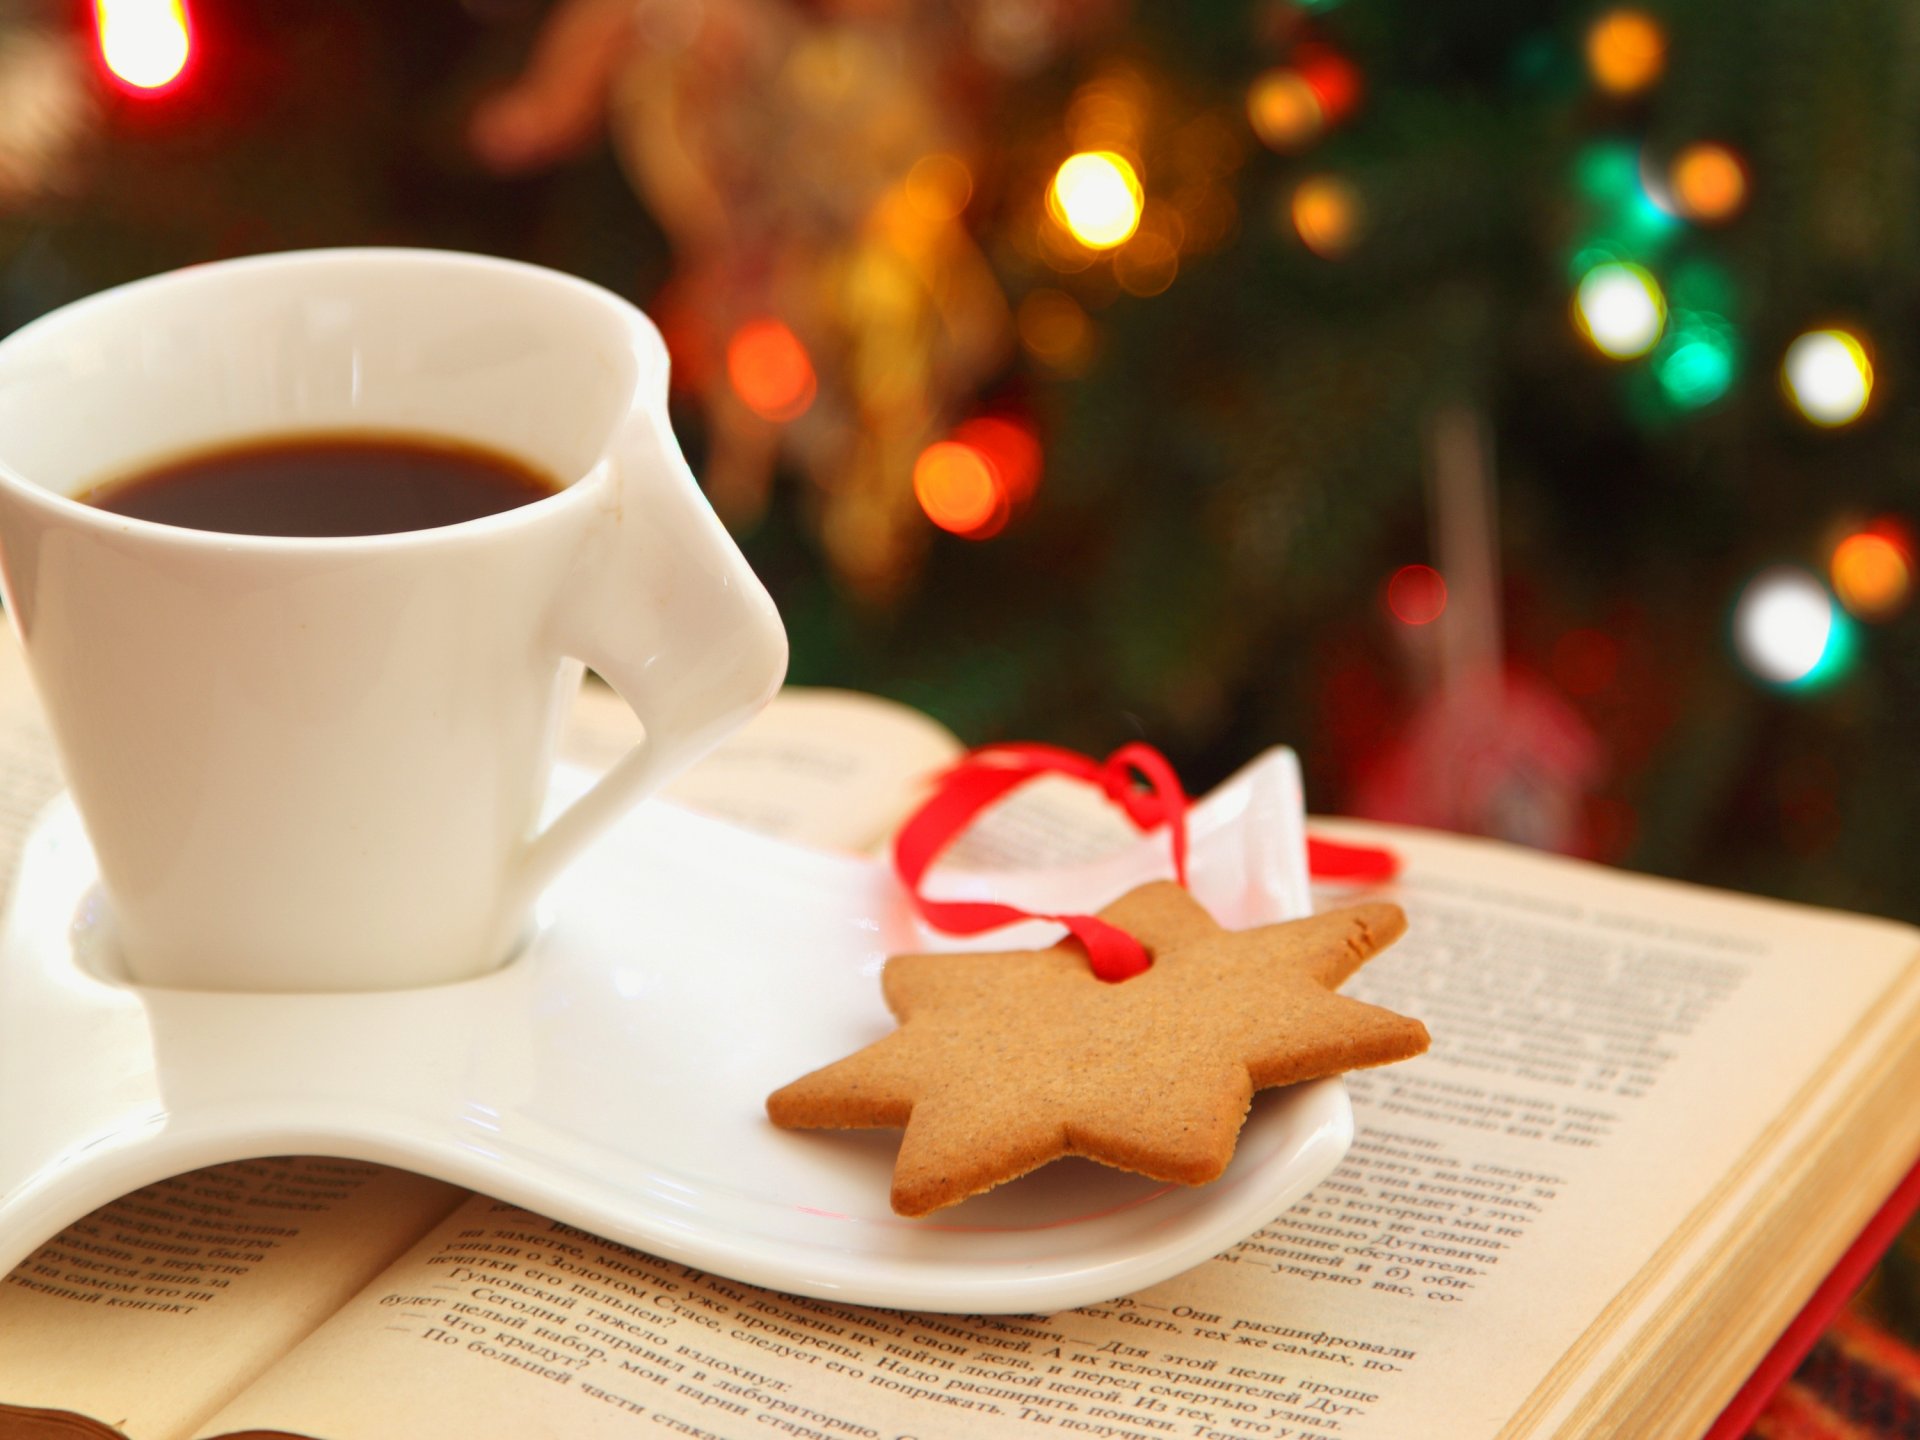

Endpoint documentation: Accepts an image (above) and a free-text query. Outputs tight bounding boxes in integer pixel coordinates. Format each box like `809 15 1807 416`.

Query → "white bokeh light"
98 0 191 90
1734 567 1836 684
1782 329 1872 427
1575 262 1665 359
1048 152 1143 250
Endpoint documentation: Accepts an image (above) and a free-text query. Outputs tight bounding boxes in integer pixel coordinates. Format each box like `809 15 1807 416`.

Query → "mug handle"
503 402 788 915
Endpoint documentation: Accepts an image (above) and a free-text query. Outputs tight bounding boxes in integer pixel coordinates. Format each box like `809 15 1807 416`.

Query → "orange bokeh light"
1831 530 1912 619
726 318 816 423
96 0 191 92
1386 564 1448 626
1670 142 1746 223
913 441 1007 538
1291 176 1362 259
1586 9 1666 95
1247 69 1323 152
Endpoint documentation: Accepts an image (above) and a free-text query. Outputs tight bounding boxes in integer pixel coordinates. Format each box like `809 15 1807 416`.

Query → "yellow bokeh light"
1587 9 1666 95
1573 262 1665 359
1783 329 1873 427
1831 532 1911 618
1048 151 1144 250
96 0 190 90
1290 176 1362 259
1247 70 1323 153
1670 142 1746 223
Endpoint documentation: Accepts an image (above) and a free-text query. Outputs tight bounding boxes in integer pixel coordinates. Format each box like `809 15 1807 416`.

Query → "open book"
1 641 1918 1440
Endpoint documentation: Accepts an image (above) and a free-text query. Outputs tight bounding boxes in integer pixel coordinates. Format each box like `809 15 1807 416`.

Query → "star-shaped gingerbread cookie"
767 881 1428 1216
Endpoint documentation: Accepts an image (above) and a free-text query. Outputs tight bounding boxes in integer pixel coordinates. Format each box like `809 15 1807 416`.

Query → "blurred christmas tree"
2 0 1916 922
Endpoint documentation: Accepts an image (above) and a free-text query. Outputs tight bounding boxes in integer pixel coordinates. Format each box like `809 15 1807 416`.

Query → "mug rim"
0 246 669 555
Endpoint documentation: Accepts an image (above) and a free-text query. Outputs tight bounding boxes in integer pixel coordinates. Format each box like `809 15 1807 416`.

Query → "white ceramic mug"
0 248 788 991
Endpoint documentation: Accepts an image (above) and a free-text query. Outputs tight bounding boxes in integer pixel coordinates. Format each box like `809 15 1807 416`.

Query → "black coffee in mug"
80 433 562 538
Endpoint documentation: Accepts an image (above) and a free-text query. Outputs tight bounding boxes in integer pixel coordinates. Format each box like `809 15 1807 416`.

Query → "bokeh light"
1670 142 1746 223
1656 326 1737 408
913 441 1007 538
1386 564 1448 626
904 153 973 222
1049 151 1144 250
1575 140 1643 208
1782 329 1873 427
1571 141 1682 260
726 318 817 423
96 0 191 91
1017 288 1095 373
1734 567 1848 687
1831 529 1912 619
1574 262 1666 359
1247 70 1322 152
1296 48 1363 124
1290 176 1362 259
1114 210 1182 297
1586 9 1666 95
1065 70 1149 154
951 416 1042 507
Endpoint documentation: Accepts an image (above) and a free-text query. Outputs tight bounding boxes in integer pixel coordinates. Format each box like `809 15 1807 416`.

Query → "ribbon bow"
891 741 1401 983
891 743 1187 982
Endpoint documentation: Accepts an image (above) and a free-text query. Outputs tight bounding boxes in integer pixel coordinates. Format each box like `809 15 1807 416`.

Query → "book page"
4 635 1916 1440
0 660 961 1439
0 1161 465 1440
581 682 962 852
192 816 1920 1440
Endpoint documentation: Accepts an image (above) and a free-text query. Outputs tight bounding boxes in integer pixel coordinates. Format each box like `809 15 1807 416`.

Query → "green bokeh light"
1570 141 1685 274
1575 141 1641 207
1616 190 1681 249
1655 323 1738 408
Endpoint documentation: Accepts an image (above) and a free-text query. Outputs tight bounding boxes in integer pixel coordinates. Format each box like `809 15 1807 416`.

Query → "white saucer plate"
0 749 1350 1313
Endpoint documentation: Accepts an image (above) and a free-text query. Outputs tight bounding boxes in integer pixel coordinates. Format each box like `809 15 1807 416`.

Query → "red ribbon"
892 743 1184 982
891 742 1402 984
1305 835 1400 883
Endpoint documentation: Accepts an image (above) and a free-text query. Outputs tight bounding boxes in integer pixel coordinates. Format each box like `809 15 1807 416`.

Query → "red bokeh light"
1386 564 1447 626
950 416 1042 507
1296 48 1362 125
1867 515 1915 553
